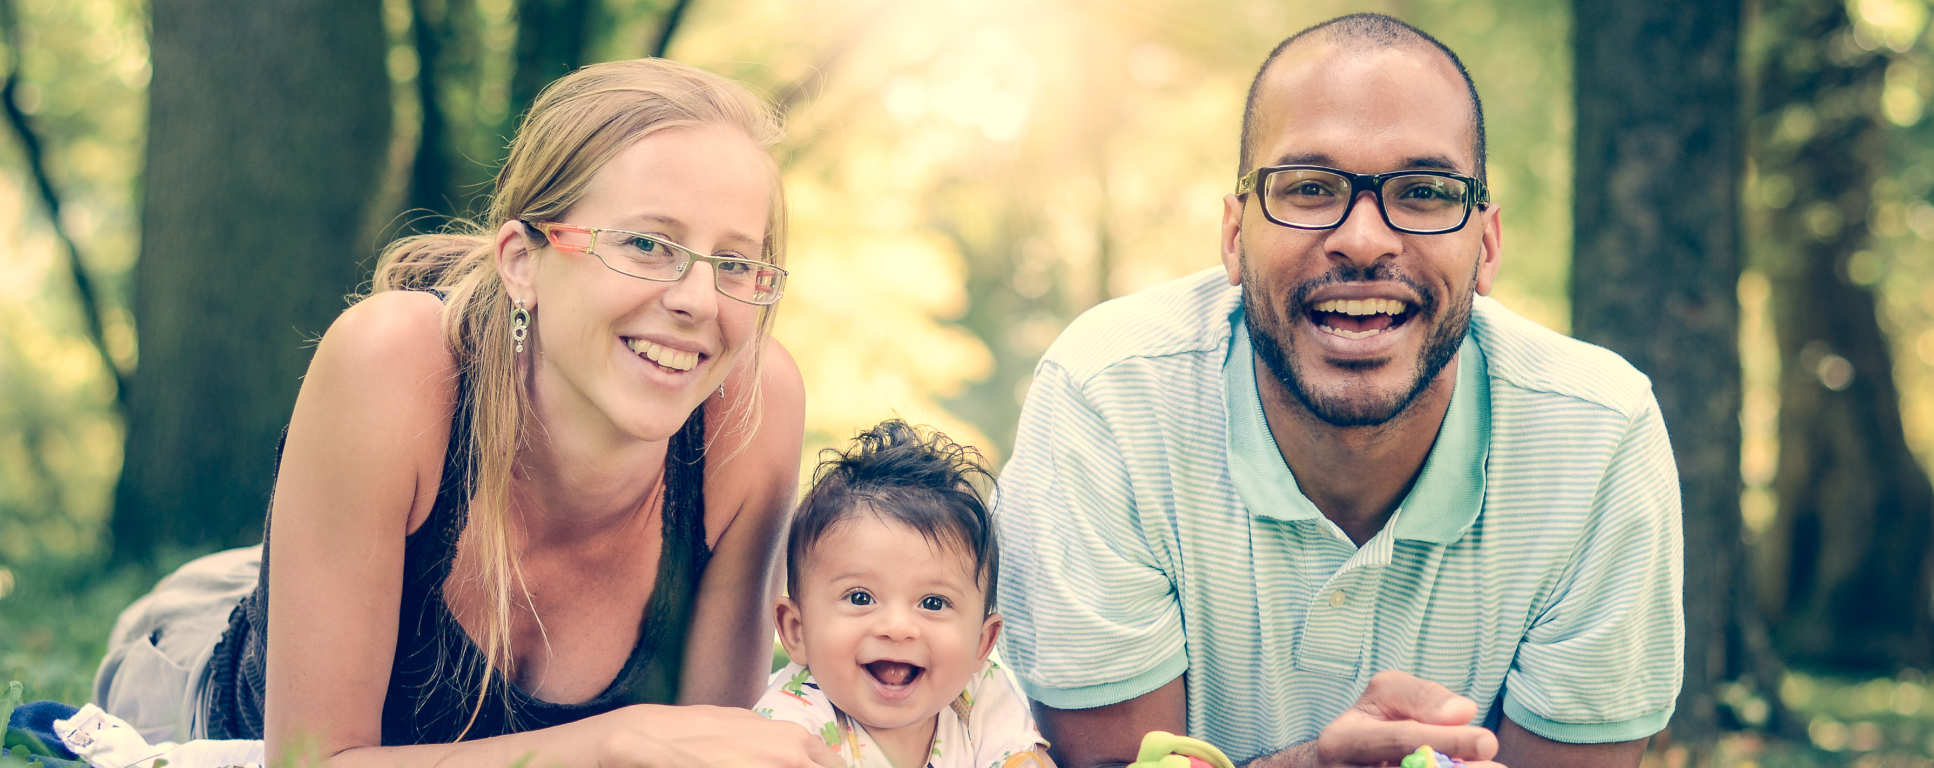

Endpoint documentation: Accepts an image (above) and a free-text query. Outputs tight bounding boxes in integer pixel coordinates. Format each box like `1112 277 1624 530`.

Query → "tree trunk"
406 0 594 225
406 0 461 221
504 0 593 148
1753 0 1934 672
1571 0 1746 745
112 0 392 562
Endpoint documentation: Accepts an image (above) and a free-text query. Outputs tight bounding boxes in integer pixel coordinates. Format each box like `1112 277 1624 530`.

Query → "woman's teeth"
625 339 699 371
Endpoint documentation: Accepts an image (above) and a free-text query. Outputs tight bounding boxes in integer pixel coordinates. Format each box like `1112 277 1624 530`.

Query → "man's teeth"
1325 327 1384 339
1310 298 1408 316
625 339 699 371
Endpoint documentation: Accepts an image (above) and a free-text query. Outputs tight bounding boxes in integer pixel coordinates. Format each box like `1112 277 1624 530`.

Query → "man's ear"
497 219 540 306
775 596 808 666
1220 194 1245 286
976 611 1003 662
1474 203 1503 296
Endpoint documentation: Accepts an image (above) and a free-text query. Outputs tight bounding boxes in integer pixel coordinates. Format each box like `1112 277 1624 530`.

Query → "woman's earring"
511 300 530 354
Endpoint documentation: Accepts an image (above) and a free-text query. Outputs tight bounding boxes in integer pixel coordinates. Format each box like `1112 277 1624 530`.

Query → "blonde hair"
365 58 786 736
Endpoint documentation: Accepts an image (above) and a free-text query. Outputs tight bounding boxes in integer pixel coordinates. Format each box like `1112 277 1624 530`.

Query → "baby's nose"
874 606 919 640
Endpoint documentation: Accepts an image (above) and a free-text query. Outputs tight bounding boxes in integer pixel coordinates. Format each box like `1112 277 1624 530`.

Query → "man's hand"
1275 670 1505 768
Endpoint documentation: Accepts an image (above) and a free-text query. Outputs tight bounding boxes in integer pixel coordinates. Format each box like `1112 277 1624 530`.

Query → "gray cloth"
92 546 261 743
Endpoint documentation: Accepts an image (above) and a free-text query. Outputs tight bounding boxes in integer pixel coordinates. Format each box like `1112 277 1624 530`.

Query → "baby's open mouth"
865 660 925 687
1306 297 1416 340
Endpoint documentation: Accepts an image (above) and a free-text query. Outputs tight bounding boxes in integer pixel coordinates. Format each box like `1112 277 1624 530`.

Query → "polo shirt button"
1328 590 1347 608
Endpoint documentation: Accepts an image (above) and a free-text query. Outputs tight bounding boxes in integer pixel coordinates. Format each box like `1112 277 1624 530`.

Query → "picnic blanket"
5 700 261 768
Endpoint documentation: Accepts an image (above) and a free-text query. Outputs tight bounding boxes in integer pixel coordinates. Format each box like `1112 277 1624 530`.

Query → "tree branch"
405 0 455 221
0 0 127 414
650 0 692 58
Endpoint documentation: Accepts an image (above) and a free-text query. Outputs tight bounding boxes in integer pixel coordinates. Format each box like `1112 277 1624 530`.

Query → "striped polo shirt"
993 267 1682 762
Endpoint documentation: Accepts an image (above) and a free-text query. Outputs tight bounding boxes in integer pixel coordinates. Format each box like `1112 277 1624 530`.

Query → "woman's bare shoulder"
702 337 805 540
288 290 461 531
306 292 462 416
321 291 457 375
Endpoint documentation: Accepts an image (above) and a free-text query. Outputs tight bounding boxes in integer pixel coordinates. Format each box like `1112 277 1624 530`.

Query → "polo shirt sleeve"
1502 398 1684 743
993 361 1189 711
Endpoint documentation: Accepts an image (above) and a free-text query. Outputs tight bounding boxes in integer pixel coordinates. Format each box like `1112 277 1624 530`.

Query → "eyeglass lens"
1261 168 1472 233
594 230 784 304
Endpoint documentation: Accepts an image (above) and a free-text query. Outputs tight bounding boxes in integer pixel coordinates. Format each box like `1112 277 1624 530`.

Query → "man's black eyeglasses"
1235 165 1490 235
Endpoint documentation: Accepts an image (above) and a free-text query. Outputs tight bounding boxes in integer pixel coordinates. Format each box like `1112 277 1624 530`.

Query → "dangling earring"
716 382 726 399
511 299 530 354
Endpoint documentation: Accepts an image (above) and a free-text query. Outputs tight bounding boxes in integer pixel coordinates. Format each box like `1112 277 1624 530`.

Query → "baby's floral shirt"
755 660 1050 768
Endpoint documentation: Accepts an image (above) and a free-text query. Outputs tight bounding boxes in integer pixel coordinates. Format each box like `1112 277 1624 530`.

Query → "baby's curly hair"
785 419 999 613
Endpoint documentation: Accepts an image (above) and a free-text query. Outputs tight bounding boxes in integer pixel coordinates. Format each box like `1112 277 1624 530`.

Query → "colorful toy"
1127 730 1237 768
1400 745 1465 767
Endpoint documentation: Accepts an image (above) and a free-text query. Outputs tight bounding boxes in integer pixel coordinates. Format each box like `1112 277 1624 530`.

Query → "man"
993 13 1682 768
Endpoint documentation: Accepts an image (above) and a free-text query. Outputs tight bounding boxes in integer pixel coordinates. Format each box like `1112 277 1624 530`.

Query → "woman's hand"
594 705 842 768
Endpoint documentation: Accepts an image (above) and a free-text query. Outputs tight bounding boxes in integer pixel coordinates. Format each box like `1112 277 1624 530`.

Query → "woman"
94 59 839 767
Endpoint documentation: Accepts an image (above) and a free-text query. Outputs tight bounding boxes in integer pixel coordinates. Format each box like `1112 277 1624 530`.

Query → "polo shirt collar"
1221 308 1490 543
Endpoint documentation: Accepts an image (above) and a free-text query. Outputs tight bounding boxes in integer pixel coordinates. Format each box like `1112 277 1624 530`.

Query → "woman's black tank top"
201 365 714 742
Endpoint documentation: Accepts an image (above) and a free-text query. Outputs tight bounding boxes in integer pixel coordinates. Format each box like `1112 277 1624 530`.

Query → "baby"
757 420 1054 768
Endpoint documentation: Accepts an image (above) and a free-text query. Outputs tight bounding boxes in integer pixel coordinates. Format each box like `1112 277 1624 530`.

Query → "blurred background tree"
1571 0 1753 750
109 0 392 562
3 0 1933 764
1750 0 1934 674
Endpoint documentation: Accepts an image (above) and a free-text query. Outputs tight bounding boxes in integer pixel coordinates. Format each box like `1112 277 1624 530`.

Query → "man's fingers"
1435 724 1499 761
1322 717 1499 765
1359 670 1479 725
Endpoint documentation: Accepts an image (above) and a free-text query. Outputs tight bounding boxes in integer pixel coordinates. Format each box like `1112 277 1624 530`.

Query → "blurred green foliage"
1737 0 1934 540
0 0 1622 553
1 0 1932 765
0 0 143 564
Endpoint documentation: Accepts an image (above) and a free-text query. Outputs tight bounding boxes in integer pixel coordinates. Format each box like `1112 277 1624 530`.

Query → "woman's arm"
265 299 833 768
681 338 807 707
325 704 838 767
261 291 457 762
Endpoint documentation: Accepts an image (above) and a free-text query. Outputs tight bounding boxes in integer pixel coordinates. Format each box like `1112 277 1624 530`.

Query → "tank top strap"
398 362 473 588
608 406 713 699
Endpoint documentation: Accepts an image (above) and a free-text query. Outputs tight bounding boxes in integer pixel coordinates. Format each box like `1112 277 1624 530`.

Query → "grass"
0 553 171 706
1676 671 1934 767
4 551 1931 767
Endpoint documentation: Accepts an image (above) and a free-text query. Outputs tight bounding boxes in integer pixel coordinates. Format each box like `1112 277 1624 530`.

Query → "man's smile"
1307 297 1416 339
1287 276 1435 362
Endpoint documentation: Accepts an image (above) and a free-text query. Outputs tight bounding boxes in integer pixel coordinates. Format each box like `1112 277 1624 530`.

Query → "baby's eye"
919 595 950 611
843 590 874 607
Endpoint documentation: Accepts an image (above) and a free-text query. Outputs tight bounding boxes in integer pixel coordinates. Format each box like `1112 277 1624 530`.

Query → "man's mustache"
1285 264 1439 317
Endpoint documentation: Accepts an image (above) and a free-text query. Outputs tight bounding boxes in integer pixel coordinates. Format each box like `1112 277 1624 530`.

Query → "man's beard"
1241 255 1473 428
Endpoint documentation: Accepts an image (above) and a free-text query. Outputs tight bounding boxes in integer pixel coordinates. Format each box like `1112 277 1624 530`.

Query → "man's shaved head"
1238 13 1487 182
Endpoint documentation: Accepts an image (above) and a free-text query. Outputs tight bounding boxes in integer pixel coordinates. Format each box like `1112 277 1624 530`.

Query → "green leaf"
0 681 20 728
2 683 62 762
